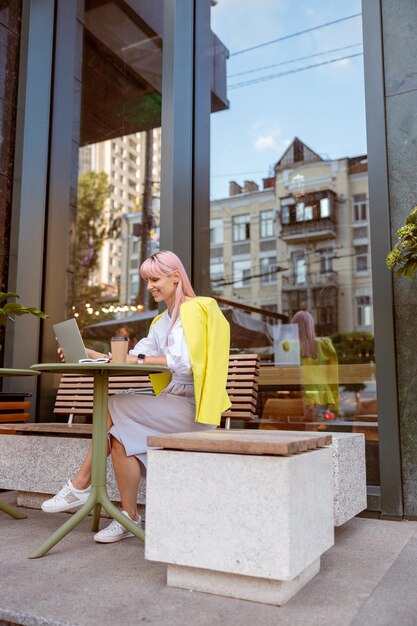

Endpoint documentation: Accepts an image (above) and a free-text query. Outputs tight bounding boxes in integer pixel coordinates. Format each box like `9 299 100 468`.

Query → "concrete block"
0 435 146 505
145 447 334 582
329 433 367 526
167 559 320 606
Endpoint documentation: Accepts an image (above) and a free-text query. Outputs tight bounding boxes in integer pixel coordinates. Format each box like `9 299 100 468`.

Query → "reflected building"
78 129 161 301
210 138 371 337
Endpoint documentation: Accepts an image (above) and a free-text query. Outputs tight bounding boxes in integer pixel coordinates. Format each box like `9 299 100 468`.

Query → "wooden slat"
0 414 30 423
0 423 93 435
0 401 30 410
259 363 375 386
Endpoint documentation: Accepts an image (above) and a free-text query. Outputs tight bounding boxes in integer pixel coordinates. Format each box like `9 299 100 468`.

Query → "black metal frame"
4 0 55 403
160 0 194 273
362 0 403 517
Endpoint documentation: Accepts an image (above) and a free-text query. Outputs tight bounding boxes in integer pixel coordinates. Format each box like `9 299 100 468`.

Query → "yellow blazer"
148 296 231 425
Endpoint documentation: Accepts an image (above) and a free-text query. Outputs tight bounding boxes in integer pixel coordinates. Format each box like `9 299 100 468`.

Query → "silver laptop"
53 319 88 363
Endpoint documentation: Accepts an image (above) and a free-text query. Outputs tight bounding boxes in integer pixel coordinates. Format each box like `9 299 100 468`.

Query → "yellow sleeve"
181 298 231 425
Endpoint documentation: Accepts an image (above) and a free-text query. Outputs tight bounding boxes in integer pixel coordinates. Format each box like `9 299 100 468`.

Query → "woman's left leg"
93 436 142 543
110 436 141 521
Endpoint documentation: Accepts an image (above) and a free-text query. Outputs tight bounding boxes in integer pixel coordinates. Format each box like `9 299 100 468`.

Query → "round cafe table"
29 362 170 558
0 368 40 520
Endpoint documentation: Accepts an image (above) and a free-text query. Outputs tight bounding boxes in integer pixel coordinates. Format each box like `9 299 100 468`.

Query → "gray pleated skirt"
108 379 215 467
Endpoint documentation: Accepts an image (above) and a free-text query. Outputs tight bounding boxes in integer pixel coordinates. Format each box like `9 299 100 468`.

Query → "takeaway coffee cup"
110 336 129 364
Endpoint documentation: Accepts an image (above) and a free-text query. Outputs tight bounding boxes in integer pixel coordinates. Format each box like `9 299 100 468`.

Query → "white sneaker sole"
41 498 89 513
94 531 134 544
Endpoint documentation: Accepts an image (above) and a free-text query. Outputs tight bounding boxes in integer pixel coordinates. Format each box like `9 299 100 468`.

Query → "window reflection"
70 0 163 342
210 1 379 486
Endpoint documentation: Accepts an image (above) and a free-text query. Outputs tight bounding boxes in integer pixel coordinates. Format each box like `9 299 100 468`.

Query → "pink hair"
140 250 196 334
291 311 318 359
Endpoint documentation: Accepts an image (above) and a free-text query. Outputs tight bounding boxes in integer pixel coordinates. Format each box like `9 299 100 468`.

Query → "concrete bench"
0 428 366 526
144 430 335 605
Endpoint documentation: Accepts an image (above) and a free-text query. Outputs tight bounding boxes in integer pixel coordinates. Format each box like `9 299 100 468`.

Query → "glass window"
281 206 290 224
233 259 251 288
233 214 251 241
210 261 224 293
129 274 139 303
294 255 306 284
296 202 305 222
304 205 313 221
210 1 380 488
356 294 373 328
320 249 333 274
67 0 162 328
355 245 368 273
260 256 277 285
260 210 275 238
210 218 224 245
320 197 330 218
353 194 367 222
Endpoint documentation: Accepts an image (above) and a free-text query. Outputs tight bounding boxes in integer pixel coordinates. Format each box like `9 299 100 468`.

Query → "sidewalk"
1 491 417 626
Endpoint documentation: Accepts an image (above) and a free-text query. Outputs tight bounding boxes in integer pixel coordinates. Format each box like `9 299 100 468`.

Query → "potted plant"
386 206 417 279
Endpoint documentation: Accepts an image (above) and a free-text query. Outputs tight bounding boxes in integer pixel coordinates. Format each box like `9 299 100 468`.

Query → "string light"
71 303 144 317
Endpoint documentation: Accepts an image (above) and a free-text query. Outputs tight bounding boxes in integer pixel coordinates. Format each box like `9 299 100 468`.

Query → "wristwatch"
137 353 146 364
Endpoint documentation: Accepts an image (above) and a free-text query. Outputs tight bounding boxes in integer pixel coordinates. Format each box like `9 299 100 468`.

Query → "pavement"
1 492 417 626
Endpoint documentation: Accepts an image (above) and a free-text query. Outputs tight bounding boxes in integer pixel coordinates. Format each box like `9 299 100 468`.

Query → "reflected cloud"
252 122 290 153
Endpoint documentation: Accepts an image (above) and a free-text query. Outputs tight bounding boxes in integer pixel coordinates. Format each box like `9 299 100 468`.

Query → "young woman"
42 251 231 543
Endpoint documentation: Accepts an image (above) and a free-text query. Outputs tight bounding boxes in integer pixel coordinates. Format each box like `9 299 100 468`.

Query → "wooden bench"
0 353 260 435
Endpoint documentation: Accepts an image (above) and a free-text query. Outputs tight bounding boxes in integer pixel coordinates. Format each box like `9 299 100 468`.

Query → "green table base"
29 367 148 558
0 500 27 519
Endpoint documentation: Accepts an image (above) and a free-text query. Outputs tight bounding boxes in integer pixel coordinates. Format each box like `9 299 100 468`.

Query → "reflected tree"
73 171 113 329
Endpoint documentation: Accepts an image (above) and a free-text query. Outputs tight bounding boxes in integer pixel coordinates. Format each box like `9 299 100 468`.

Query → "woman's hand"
57 346 65 363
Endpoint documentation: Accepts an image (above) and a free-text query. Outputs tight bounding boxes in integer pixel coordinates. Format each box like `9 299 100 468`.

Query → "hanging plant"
386 206 417 279
0 292 48 327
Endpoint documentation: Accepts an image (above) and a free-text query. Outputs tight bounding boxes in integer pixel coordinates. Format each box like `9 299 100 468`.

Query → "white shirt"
129 312 192 377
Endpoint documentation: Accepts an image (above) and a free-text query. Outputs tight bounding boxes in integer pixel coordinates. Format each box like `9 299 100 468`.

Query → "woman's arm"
85 350 167 367
141 355 168 367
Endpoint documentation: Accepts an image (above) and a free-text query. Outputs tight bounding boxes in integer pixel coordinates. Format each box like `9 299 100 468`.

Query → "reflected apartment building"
210 138 371 338
79 129 161 304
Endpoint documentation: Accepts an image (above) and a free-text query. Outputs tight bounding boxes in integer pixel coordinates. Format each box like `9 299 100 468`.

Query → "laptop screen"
53 319 88 363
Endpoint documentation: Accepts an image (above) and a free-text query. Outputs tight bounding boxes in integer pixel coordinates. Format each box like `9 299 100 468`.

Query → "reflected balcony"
280 217 337 242
282 271 338 290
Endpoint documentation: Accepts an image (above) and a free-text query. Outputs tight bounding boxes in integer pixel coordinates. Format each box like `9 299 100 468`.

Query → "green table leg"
29 370 145 558
97 486 145 542
0 500 27 519
91 502 102 533
29 491 97 558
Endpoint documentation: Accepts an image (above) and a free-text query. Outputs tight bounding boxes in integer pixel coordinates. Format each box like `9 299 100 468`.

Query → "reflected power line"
228 53 363 90
230 13 362 57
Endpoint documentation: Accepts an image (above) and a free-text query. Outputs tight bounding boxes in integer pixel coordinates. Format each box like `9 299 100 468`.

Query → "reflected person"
291 310 338 420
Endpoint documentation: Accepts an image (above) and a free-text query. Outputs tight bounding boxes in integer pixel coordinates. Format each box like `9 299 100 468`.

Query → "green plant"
386 205 417 279
0 292 48 326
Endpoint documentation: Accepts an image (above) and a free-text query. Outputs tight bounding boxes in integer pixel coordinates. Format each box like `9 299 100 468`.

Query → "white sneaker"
94 510 142 544
41 480 91 513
